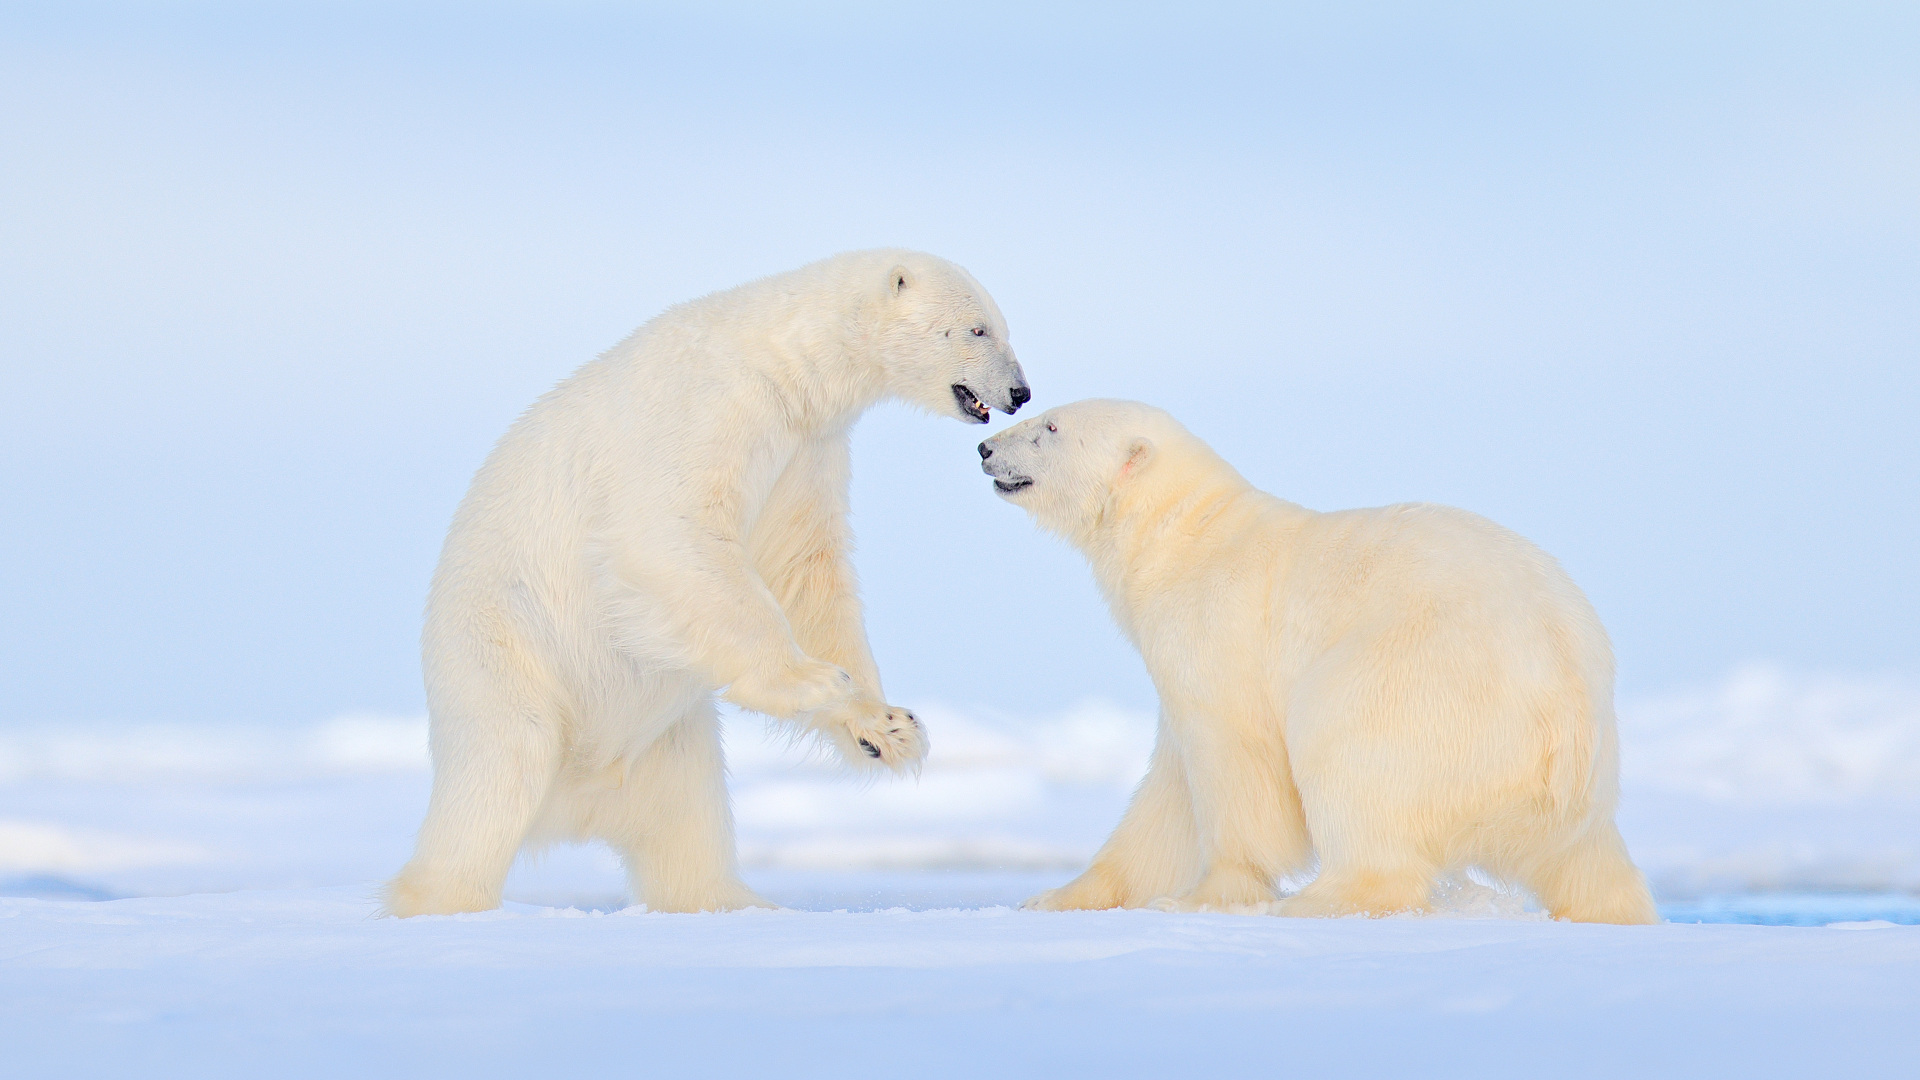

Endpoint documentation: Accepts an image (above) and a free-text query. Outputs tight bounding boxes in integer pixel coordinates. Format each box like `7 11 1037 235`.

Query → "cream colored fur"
384 250 1029 917
982 400 1657 924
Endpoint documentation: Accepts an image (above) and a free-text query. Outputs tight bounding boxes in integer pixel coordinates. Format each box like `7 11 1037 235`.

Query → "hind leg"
1277 786 1436 918
597 701 771 913
1526 822 1659 924
1274 667 1443 919
383 683 562 917
1278 856 1436 918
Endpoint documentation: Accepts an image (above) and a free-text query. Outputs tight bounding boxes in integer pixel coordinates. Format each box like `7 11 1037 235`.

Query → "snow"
4 886 1916 1078
3 667 1918 1075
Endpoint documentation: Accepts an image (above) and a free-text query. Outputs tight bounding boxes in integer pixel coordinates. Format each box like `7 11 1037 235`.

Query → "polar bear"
383 250 1030 917
981 400 1657 924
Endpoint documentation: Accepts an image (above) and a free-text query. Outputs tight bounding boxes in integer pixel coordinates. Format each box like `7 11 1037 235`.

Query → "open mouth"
952 384 990 424
992 477 1033 494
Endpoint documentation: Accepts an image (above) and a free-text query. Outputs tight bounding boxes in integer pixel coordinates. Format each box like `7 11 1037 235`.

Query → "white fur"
384 251 1029 917
982 400 1657 924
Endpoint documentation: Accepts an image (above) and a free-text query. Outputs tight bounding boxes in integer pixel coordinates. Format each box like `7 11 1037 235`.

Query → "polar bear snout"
979 416 1044 464
952 374 1031 424
978 434 1035 495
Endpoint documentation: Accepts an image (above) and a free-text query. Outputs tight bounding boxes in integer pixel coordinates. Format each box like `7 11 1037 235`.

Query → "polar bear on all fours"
383 250 1030 918
981 400 1658 924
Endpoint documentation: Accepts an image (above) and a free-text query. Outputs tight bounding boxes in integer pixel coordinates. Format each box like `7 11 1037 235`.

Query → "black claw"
859 738 880 758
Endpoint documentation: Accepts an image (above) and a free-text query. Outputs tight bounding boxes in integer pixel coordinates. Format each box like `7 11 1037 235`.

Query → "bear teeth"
952 384 989 422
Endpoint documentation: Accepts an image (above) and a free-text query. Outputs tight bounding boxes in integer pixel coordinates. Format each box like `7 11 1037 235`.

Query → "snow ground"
5 886 1917 1078
2 666 1917 1076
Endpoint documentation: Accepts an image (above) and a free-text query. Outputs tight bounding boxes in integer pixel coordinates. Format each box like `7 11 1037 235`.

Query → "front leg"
748 433 925 772
594 450 858 724
1025 730 1201 910
599 531 857 720
1148 691 1311 914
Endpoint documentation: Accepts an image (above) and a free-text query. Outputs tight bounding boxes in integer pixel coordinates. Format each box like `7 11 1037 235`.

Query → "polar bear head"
977 399 1200 539
870 252 1030 425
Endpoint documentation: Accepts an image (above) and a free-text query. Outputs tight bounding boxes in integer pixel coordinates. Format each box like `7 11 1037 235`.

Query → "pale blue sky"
2 2 1915 724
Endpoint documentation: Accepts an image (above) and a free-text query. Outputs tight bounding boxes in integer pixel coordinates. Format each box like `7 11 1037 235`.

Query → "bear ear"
1120 437 1155 479
889 266 911 296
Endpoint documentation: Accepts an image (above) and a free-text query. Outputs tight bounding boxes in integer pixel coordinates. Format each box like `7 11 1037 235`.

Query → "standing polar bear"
384 250 1030 917
982 400 1657 924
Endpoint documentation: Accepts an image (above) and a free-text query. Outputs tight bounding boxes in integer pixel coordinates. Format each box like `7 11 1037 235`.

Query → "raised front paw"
723 656 857 719
788 658 859 714
836 700 927 772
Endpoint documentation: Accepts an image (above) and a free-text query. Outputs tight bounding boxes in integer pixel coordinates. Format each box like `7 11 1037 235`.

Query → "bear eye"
971 327 987 337
1046 422 1057 432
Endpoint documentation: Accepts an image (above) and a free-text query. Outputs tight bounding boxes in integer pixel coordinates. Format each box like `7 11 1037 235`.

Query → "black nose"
978 442 993 460
1009 386 1031 408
